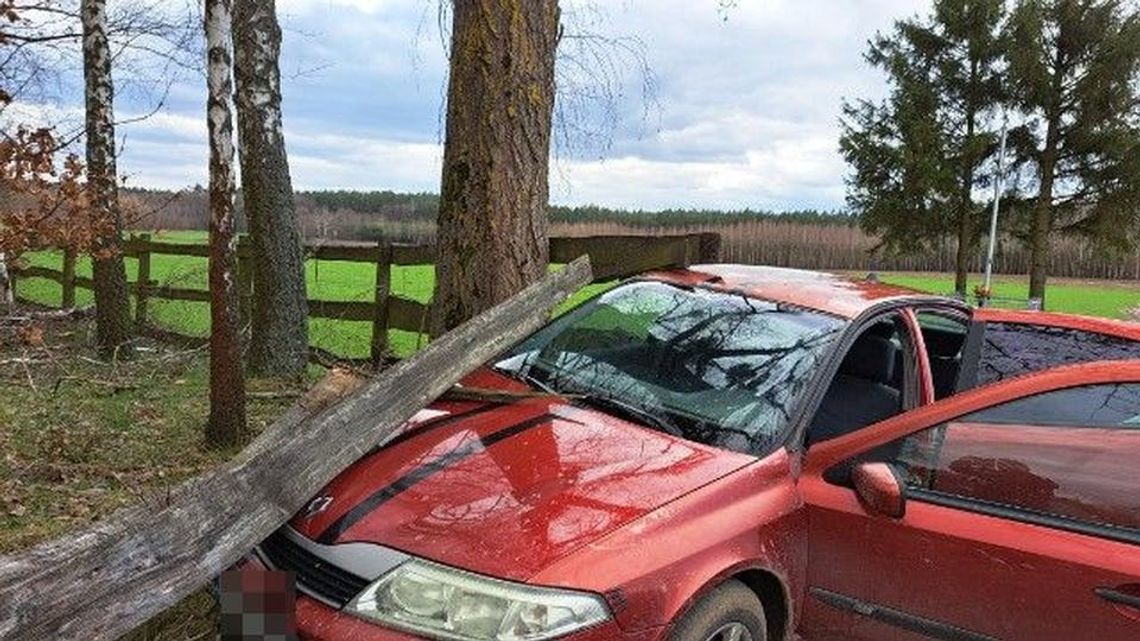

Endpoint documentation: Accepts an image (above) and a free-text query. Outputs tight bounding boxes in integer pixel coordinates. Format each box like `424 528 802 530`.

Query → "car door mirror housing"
852 462 906 519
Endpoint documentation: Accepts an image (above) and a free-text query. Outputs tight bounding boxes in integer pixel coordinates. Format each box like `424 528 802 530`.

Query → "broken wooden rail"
10 233 719 361
0 256 593 641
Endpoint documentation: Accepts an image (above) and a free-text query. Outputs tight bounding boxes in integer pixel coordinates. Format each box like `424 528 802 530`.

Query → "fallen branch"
245 390 303 401
50 376 137 394
0 256 592 641
0 358 50 366
1 306 94 323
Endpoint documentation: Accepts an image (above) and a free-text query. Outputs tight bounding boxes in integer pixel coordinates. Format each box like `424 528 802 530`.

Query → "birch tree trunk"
432 0 560 335
233 0 308 376
206 0 248 447
81 0 133 359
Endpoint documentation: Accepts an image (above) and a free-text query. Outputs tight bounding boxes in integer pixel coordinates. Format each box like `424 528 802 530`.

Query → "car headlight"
345 558 611 640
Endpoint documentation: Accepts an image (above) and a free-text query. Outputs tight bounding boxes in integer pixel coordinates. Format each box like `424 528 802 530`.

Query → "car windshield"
493 281 845 455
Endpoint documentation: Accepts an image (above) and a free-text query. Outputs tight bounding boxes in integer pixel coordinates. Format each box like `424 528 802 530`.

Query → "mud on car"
235 265 1140 641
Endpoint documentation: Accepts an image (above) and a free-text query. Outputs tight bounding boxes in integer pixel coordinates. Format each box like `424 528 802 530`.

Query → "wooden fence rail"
10 232 720 361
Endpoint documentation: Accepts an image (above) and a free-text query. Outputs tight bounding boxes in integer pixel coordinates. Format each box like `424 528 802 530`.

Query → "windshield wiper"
573 392 680 436
492 363 556 394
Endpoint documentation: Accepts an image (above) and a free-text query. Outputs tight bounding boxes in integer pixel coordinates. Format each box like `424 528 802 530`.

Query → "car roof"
641 264 933 319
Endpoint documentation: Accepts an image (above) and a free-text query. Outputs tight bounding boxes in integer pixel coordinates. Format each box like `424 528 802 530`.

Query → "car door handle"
1095 587 1140 610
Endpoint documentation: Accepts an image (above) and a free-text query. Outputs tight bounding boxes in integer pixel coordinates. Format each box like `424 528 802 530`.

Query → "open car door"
798 361 1140 641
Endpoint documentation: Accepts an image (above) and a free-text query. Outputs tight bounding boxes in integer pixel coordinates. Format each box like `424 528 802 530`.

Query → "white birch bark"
81 0 133 356
233 0 308 376
206 0 247 446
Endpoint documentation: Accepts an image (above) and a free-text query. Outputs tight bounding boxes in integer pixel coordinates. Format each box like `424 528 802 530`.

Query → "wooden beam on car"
0 256 592 641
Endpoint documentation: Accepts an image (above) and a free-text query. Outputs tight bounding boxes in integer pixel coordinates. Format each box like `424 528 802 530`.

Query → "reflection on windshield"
494 281 845 456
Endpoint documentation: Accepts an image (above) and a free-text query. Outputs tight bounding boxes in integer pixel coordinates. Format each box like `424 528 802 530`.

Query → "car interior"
807 319 906 446
915 312 971 399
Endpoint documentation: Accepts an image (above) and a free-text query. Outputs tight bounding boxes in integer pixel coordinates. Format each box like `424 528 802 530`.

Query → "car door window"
915 311 968 400
979 323 1140 385
807 316 912 445
881 384 1140 540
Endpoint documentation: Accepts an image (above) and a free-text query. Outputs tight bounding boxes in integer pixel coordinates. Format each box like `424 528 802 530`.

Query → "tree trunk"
953 101 978 297
953 209 971 296
432 0 560 335
1028 165 1054 303
1029 108 1061 305
205 0 248 448
81 0 132 359
233 0 308 377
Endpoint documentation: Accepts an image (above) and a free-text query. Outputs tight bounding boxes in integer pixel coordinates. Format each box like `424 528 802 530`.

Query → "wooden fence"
10 232 721 361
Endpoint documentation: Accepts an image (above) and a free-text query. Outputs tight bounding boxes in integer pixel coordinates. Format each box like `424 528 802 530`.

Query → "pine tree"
1006 0 1140 304
841 0 1006 294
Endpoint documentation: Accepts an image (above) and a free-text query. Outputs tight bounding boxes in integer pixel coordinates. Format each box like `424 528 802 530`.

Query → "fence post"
371 242 393 367
134 233 151 328
237 234 254 331
61 249 77 309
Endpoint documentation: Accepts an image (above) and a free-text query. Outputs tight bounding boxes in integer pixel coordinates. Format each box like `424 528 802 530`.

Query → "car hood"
290 396 753 581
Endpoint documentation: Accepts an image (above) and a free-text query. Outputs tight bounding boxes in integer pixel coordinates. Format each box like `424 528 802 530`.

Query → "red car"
238 265 1140 641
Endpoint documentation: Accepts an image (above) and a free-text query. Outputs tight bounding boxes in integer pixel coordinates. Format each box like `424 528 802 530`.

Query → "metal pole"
983 114 1008 293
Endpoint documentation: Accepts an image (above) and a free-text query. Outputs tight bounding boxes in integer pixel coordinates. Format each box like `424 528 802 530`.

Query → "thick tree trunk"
81 0 132 359
432 0 560 335
233 0 308 377
206 0 248 447
1028 176 1053 303
953 106 978 297
1029 113 1060 305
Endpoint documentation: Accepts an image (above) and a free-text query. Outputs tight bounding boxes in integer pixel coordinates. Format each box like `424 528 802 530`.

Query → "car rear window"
979 323 1140 385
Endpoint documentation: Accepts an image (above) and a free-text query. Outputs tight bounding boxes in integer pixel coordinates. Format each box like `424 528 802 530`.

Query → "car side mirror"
851 461 906 519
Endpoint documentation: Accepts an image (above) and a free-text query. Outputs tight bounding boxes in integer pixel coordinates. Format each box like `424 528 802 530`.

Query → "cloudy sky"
35 0 932 211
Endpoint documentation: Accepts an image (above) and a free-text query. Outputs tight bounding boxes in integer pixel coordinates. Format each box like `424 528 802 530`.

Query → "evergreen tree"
1006 0 1140 303
841 0 1006 294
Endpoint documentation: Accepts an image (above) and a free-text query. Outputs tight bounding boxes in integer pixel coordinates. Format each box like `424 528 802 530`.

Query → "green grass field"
13 231 609 358
879 273 1140 320
14 232 1139 358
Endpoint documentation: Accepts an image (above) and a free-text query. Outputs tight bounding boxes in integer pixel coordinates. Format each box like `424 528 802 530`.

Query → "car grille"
258 530 370 608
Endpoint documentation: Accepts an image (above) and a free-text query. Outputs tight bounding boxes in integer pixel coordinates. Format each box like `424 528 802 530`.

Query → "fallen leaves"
19 324 44 347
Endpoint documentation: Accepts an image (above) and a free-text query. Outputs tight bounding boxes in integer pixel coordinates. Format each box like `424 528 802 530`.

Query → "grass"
878 272 1140 320
0 329 312 555
0 312 320 640
14 230 610 359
